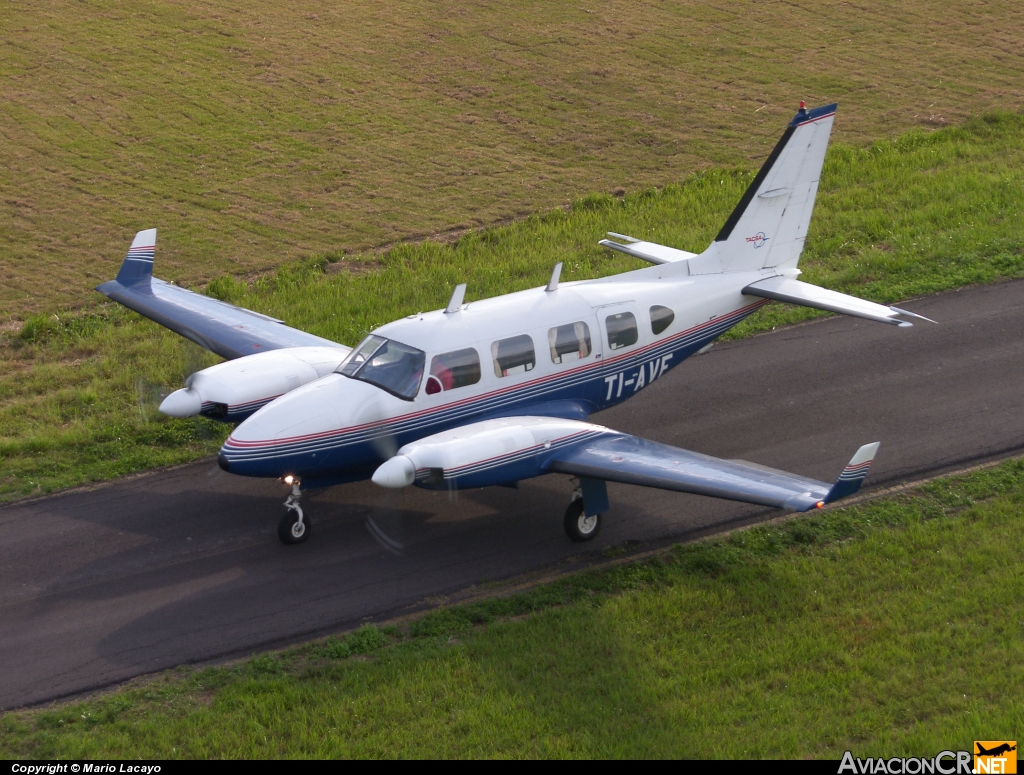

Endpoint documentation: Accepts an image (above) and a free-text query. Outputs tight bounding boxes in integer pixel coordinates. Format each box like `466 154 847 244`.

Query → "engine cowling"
372 416 614 490
160 345 350 422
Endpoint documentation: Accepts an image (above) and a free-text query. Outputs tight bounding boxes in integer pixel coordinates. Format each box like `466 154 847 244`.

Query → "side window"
491 334 536 377
424 347 481 395
650 305 675 336
548 322 592 364
606 312 638 350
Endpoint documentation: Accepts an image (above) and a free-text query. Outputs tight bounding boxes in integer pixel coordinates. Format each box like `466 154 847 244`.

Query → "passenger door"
595 302 643 406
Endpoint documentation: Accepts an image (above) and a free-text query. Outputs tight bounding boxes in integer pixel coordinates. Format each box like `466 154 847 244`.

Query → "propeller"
179 342 222 444
360 401 410 556
135 341 223 458
134 373 166 426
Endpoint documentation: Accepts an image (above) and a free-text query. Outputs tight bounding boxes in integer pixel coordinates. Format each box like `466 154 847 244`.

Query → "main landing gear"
564 480 602 542
278 476 310 544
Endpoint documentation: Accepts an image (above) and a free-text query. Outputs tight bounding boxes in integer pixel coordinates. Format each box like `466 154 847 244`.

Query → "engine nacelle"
372 416 613 490
160 345 350 423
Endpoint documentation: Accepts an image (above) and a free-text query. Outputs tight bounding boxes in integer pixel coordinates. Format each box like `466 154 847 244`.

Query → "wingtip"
129 228 157 249
889 306 938 325
849 442 880 467
823 441 879 504
116 228 157 286
605 232 640 244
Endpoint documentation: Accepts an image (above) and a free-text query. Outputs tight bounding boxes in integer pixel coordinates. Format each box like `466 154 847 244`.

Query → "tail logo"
745 232 769 248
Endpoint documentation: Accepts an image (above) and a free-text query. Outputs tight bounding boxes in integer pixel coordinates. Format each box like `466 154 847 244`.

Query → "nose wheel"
278 480 310 544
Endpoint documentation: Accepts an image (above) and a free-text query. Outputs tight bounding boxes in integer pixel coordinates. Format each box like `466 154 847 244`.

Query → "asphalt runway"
3 280 1023 710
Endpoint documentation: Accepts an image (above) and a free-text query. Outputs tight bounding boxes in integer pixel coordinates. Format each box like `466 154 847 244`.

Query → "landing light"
283 475 295 485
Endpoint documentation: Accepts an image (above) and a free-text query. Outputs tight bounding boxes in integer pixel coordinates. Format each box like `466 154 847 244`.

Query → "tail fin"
114 228 157 286
823 441 879 504
689 103 837 275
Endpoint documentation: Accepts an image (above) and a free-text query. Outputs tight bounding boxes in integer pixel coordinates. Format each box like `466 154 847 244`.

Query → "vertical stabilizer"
115 228 157 286
688 103 836 275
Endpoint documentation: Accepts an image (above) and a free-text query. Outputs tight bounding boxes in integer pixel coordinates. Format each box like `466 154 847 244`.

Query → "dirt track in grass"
3 0 1023 317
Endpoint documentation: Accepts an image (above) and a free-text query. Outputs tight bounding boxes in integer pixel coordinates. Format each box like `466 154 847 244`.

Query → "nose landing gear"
278 477 310 544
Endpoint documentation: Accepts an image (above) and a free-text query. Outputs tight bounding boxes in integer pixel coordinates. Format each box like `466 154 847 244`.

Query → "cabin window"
548 322 592 364
605 312 638 350
425 347 481 395
650 305 675 335
491 334 536 377
337 335 425 401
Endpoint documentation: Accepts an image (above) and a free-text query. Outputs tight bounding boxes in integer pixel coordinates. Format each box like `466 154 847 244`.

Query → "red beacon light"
799 100 807 111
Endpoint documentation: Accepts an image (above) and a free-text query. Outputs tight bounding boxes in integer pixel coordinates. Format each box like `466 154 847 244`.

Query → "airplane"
96 101 935 545
976 744 1017 757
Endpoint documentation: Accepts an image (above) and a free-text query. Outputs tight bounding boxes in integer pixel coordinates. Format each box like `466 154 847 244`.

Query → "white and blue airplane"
97 103 934 544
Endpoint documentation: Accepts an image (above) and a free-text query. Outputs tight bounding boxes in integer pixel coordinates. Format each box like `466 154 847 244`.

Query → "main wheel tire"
278 509 310 544
564 498 601 542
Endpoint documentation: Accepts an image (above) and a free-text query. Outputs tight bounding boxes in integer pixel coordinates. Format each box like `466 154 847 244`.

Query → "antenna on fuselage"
445 283 467 314
546 262 563 292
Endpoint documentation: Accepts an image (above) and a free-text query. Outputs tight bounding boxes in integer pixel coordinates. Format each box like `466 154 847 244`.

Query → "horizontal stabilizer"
599 234 697 266
742 276 935 327
98 229 345 359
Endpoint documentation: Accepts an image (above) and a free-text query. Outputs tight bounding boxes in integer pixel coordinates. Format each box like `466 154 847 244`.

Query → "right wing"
370 414 879 513
549 432 880 512
96 229 344 360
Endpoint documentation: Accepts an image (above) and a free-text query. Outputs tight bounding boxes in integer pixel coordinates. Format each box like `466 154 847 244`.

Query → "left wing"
549 434 879 512
96 229 343 360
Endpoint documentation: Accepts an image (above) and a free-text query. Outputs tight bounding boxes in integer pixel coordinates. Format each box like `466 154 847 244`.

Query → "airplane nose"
217 373 372 478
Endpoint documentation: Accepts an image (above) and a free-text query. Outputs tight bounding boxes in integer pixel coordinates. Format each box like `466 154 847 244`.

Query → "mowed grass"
3 0 1024 317
3 112 1024 501
3 459 1022 758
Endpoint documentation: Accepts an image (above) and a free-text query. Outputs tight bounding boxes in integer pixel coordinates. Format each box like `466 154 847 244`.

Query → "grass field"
3 0 1024 318
2 111 1024 501
2 458 1021 758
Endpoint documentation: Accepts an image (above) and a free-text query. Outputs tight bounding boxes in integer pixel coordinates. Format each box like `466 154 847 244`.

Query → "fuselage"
218 263 773 487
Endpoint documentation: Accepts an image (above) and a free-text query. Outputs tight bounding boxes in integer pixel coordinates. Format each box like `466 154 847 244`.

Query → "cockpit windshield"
337 335 425 401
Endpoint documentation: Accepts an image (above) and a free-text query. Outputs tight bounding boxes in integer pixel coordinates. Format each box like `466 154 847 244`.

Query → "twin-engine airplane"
98 102 934 544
